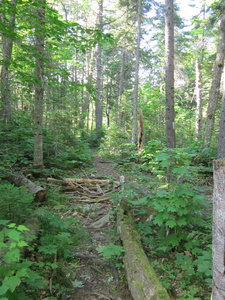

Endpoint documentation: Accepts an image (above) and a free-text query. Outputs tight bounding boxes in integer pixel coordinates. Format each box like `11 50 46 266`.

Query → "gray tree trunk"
117 50 125 125
0 0 17 123
131 0 141 144
212 158 225 299
95 0 103 132
33 0 46 169
195 58 203 140
203 8 225 145
217 73 225 158
165 0 176 148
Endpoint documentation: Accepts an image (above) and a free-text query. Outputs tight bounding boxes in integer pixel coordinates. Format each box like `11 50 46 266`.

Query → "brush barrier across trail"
47 174 170 300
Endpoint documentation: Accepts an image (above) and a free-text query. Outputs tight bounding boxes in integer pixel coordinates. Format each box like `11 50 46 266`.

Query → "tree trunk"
138 109 144 153
203 8 225 145
195 58 203 140
0 0 17 123
217 73 225 158
117 209 171 300
95 0 103 132
165 0 176 148
212 158 225 299
6 174 48 202
33 0 46 169
117 50 125 125
132 0 141 144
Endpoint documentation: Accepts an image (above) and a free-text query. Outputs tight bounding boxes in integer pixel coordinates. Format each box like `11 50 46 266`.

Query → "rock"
91 214 111 228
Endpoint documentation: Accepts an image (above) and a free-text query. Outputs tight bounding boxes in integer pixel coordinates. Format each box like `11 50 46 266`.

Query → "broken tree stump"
6 174 48 202
117 209 171 300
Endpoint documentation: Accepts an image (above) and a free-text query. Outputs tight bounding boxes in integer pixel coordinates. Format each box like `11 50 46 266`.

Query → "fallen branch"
6 174 48 202
117 209 171 300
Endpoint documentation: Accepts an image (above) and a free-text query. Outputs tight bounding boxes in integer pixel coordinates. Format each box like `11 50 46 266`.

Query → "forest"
0 0 224 299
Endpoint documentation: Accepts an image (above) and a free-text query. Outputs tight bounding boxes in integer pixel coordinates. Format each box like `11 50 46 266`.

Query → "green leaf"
8 230 21 242
4 248 20 263
16 268 30 278
166 219 176 228
17 225 29 232
3 276 21 293
7 223 16 228
0 284 8 296
172 167 189 174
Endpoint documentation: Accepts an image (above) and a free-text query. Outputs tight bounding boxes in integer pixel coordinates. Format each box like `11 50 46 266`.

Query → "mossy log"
6 174 48 202
117 209 171 300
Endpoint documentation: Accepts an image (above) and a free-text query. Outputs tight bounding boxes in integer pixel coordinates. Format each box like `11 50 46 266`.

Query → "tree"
165 0 176 148
195 58 203 140
33 0 46 169
131 0 141 144
95 0 103 132
212 158 225 299
0 0 17 123
217 74 225 158
203 4 225 145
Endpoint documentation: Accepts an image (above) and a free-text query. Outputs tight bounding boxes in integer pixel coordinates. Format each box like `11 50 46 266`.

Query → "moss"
117 209 171 300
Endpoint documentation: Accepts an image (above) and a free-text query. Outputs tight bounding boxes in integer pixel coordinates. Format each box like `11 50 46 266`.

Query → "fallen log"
6 174 48 202
117 209 171 300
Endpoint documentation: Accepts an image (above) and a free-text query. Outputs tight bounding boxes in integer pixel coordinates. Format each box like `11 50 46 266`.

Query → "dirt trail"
70 154 132 300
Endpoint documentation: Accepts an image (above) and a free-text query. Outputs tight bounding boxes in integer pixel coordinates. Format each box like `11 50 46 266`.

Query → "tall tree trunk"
203 8 225 145
33 0 46 169
195 58 203 140
95 0 103 132
212 158 225 299
131 0 141 144
217 72 225 158
117 50 125 125
165 0 176 148
0 0 17 123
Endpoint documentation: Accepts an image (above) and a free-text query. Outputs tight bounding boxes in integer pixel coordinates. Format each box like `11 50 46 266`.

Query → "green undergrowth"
0 182 90 299
109 140 213 299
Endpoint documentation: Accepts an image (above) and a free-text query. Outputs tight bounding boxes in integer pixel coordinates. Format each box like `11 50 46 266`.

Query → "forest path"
69 153 132 300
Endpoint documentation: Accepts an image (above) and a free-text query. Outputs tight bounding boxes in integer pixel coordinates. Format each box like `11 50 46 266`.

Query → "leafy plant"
0 183 34 223
97 243 124 269
0 221 43 299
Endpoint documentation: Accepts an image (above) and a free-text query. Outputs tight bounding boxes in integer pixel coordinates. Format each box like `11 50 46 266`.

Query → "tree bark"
117 50 125 125
0 0 17 123
217 73 225 158
95 0 103 132
195 58 203 140
165 0 176 148
203 8 225 145
117 209 171 300
212 158 225 299
33 0 46 169
131 0 141 144
6 174 48 202
138 109 144 153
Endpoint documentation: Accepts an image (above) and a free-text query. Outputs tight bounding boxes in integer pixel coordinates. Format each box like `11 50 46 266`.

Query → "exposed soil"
69 154 133 300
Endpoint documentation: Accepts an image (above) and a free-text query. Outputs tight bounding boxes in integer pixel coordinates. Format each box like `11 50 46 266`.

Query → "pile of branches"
47 178 121 202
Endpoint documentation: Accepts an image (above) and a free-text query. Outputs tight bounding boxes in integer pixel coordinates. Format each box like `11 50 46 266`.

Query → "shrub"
0 183 34 224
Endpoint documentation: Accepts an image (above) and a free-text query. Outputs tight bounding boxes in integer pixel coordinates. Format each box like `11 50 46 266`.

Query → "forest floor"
68 153 133 300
